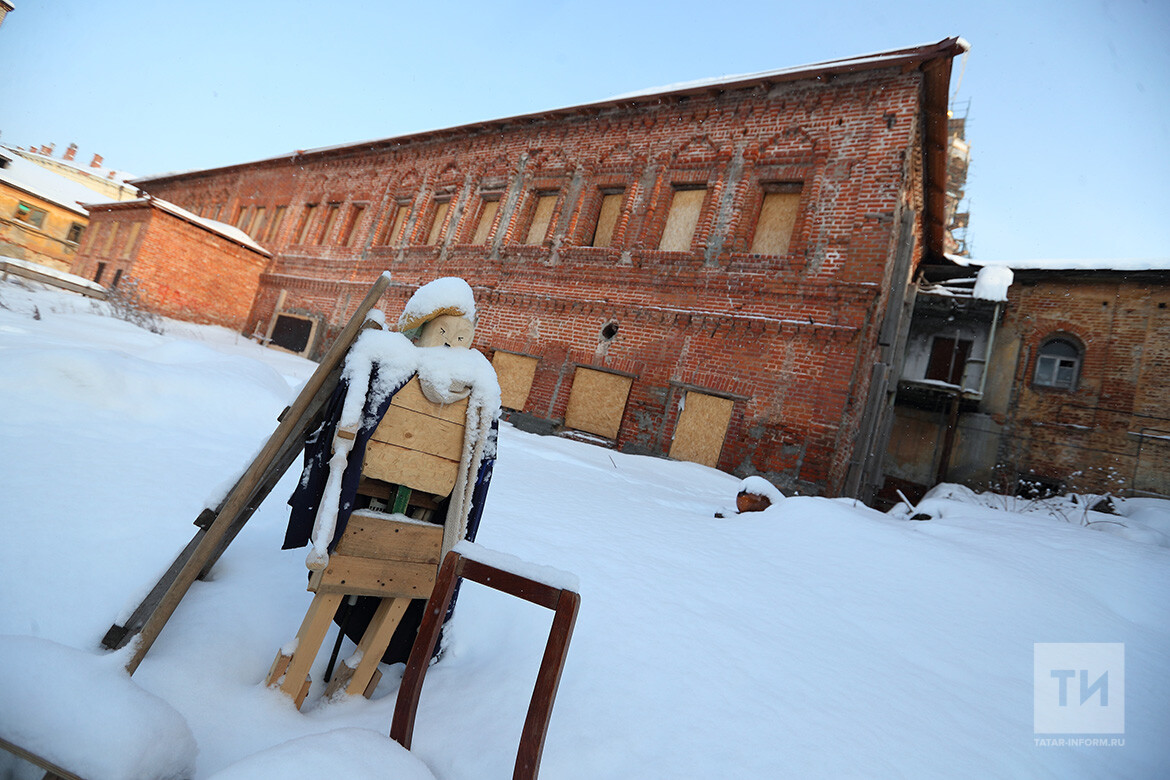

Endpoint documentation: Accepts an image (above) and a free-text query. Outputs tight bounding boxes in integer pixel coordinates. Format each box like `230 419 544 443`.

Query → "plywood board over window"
492 351 539 411
472 199 500 244
426 200 450 245
564 367 633 440
590 191 623 248
750 184 802 255
658 187 705 251
669 390 734 468
524 193 557 245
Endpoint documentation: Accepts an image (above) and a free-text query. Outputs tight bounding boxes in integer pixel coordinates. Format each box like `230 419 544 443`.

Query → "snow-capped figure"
270 277 501 706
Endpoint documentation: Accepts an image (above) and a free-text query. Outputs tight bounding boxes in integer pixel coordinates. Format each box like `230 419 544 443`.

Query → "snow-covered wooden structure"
266 277 502 707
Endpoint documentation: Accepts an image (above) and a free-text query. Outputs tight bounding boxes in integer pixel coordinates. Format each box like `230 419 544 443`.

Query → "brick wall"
135 65 934 495
72 201 268 330
996 273 1170 496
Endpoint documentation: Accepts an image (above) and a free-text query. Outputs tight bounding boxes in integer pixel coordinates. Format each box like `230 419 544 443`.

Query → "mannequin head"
416 313 474 349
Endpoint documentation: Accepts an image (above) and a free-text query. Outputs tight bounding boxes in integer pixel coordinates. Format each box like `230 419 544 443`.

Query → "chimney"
63 143 78 162
90 153 103 168
40 144 54 155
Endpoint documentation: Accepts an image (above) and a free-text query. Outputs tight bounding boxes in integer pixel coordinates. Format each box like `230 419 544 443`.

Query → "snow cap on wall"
397 277 477 333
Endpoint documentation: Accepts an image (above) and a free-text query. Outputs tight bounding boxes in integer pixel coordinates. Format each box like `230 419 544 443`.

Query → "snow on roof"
0 256 107 293
0 146 122 215
13 146 137 184
946 253 1170 273
86 197 271 256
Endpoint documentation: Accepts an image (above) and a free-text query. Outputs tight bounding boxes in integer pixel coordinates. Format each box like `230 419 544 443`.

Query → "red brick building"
885 260 1170 501
997 265 1170 497
71 198 270 330
128 38 968 497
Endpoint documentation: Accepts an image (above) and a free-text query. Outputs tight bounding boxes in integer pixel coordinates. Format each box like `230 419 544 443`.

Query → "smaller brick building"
71 198 270 330
884 260 1170 500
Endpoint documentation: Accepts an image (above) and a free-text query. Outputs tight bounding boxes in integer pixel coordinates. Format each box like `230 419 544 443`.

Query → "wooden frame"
391 549 580 780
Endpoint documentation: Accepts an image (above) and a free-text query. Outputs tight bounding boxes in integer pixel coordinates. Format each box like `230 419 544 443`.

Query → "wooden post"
123 273 392 675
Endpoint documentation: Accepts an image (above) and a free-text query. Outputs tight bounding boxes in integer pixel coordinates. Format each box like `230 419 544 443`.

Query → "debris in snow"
734 475 783 513
973 264 1013 301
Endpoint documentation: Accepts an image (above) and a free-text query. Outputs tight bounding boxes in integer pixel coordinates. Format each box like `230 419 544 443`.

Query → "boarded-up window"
317 203 340 244
270 314 315 354
295 204 317 244
658 187 705 251
381 203 410 245
250 206 267 238
524 193 557 245
103 223 119 256
492 351 539 411
119 222 141 259
926 337 972 386
749 184 802 255
590 191 623 248
426 200 450 245
669 391 735 468
235 206 251 231
472 199 500 244
564 367 633 440
267 205 287 242
341 204 365 246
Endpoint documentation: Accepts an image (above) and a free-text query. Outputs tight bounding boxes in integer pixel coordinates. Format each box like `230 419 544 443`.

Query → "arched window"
1034 337 1081 389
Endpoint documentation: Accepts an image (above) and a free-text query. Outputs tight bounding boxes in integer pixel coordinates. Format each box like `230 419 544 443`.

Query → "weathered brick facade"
71 199 270 330
995 270 1170 496
130 39 967 496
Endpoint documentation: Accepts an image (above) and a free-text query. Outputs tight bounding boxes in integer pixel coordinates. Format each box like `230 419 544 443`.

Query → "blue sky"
1 0 1166 262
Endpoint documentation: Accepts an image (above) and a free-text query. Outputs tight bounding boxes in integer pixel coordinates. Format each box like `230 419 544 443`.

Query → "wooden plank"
362 440 459 497
124 274 393 675
389 376 469 423
338 596 409 698
106 364 345 649
333 511 443 563
669 391 734 468
370 404 465 460
309 556 436 599
273 592 345 705
0 736 85 780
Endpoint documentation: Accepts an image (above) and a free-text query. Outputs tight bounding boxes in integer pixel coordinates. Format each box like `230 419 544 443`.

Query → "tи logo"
1034 643 1125 735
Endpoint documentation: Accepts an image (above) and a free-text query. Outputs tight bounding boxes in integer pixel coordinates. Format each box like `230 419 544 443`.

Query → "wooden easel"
102 274 393 675
264 375 472 708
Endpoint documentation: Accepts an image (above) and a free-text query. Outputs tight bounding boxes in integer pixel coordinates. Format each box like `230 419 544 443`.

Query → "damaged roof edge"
131 37 969 190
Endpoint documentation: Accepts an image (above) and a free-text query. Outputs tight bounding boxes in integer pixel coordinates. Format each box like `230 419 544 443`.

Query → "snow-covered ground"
1 279 1168 779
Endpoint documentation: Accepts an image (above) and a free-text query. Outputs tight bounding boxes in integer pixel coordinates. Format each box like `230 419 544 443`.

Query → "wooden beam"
123 273 392 674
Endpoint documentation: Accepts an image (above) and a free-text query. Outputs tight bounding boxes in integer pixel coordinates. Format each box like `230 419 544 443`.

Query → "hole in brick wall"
600 322 619 341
